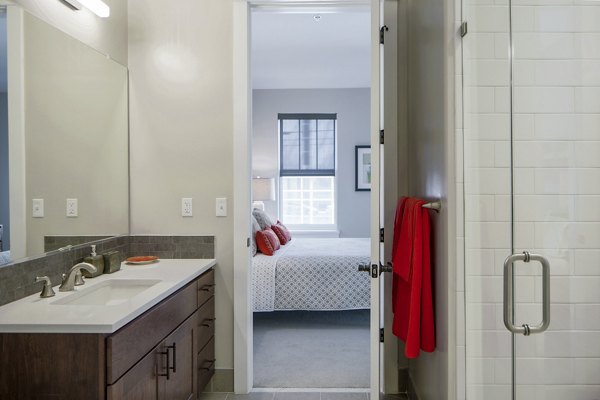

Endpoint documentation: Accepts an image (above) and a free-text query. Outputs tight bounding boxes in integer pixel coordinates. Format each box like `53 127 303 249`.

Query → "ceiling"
251 8 371 90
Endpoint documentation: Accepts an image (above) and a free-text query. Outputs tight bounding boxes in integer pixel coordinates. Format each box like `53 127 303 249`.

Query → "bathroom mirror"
0 7 129 265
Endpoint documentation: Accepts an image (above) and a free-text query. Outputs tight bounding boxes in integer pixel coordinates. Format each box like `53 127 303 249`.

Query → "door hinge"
460 21 468 37
379 129 384 145
379 228 385 243
371 264 379 278
379 25 389 44
380 328 385 343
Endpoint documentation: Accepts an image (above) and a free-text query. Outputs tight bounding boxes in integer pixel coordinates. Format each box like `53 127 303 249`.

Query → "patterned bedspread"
0 251 11 265
252 238 371 312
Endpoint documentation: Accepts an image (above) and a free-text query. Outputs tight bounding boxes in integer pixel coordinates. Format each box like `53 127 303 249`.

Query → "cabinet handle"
200 359 216 371
167 343 176 373
201 318 216 327
199 284 215 292
158 349 171 380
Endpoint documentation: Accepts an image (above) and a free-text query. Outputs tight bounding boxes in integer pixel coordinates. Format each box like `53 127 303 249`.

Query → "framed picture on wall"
355 145 372 191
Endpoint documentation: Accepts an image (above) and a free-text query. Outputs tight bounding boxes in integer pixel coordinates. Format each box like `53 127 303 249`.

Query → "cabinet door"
107 343 163 400
162 311 198 400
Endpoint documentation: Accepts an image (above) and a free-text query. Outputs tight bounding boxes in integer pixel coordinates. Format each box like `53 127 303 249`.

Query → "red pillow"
271 221 292 245
256 229 281 256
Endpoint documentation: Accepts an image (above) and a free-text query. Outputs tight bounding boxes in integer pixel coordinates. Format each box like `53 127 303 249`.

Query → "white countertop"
0 258 216 334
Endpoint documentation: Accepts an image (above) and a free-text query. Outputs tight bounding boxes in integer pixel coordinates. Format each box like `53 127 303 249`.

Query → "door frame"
232 0 382 394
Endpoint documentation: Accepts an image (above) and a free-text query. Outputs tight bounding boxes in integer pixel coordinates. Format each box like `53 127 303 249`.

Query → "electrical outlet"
182 198 193 217
32 199 44 218
66 198 78 217
216 197 227 217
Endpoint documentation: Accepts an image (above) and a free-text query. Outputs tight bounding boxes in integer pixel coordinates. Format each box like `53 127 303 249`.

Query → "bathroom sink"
52 279 161 306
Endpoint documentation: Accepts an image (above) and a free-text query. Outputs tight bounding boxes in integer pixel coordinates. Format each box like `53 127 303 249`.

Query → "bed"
0 251 11 265
252 238 371 312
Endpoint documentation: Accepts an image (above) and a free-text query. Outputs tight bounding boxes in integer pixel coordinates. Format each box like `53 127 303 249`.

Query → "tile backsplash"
0 235 215 306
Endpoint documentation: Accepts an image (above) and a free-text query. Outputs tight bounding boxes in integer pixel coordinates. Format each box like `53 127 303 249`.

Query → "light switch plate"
32 199 44 218
182 198 193 217
66 198 78 217
216 197 227 217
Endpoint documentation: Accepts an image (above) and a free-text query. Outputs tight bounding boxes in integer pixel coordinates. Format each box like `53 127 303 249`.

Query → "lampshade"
252 178 275 201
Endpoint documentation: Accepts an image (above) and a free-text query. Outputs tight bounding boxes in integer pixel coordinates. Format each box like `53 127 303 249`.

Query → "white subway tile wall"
461 0 600 398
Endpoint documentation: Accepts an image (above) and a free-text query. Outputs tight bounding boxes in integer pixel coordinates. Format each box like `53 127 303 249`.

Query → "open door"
368 0 383 398
368 0 402 397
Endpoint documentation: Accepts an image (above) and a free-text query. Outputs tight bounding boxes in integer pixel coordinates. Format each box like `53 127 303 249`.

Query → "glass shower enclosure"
462 0 600 398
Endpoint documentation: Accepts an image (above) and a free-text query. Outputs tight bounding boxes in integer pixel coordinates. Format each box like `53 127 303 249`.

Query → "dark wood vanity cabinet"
0 268 216 400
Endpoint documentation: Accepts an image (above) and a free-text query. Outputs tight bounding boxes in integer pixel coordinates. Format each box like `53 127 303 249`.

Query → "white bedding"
252 238 371 312
0 251 11 265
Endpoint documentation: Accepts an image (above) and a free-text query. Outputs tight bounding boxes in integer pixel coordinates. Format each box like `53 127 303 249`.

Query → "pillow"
252 208 275 230
251 215 261 256
255 229 281 256
271 221 292 245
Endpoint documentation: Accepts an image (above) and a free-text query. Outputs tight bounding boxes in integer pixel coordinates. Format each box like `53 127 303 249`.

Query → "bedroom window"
279 113 336 228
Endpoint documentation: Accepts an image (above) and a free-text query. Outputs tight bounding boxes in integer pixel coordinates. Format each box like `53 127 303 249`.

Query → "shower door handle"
503 251 550 336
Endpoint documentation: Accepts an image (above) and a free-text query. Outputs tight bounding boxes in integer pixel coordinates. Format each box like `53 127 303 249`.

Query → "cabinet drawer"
107 342 161 400
107 280 198 385
197 297 215 350
197 269 215 307
197 337 215 392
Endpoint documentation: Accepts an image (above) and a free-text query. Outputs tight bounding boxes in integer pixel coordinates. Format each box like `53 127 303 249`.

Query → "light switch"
66 198 78 217
32 199 44 218
216 198 227 217
182 198 193 217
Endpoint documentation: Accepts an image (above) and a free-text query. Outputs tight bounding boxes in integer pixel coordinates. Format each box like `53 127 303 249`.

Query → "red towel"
391 197 435 358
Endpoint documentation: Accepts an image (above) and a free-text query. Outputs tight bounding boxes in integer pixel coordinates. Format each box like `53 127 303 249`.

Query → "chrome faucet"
59 262 97 292
35 276 56 298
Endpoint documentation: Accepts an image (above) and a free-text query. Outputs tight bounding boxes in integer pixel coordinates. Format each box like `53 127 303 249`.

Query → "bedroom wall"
128 0 235 380
252 88 371 238
405 0 456 397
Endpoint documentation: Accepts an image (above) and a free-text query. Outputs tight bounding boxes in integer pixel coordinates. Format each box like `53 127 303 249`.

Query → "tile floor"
199 392 409 400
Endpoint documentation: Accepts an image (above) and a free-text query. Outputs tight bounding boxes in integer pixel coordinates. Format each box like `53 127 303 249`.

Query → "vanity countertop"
0 259 216 334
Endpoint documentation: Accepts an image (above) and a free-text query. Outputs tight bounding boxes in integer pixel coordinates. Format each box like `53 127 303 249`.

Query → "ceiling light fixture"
62 0 110 18
313 14 322 22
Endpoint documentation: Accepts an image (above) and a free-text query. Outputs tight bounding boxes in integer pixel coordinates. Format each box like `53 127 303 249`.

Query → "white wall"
252 88 371 238
22 11 129 256
128 0 234 371
12 0 127 65
405 0 456 398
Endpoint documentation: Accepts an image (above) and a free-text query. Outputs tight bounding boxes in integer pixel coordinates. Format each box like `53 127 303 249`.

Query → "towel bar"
422 201 441 212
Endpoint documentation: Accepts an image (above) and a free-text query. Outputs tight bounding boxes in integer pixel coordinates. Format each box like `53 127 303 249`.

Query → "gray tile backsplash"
44 235 114 252
0 235 214 306
129 235 215 259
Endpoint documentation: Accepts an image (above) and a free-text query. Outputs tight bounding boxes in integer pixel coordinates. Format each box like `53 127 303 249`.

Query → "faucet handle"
35 276 56 298
74 271 85 286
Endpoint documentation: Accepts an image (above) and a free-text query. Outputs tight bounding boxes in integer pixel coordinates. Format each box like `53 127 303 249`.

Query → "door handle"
358 264 370 272
503 251 550 336
358 263 392 273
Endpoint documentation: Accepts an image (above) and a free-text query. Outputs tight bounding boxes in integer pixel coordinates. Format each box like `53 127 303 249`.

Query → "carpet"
253 310 370 388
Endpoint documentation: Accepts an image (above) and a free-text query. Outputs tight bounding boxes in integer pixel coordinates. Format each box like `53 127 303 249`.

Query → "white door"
368 0 383 398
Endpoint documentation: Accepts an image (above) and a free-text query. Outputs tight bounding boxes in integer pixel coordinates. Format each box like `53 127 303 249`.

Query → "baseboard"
397 368 419 400
203 369 234 393
406 371 419 400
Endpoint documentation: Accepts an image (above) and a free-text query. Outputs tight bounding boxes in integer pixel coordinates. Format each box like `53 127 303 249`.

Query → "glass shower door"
510 2 600 398
463 0 600 398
